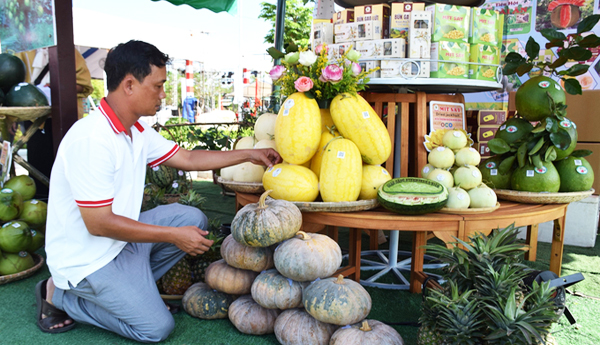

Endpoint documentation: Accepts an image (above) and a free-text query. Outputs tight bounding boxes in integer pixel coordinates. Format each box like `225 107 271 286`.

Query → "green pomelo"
4 175 36 200
553 118 578 161
0 53 26 93
0 251 34 275
27 229 44 253
494 118 533 144
19 199 47 227
511 161 560 192
515 76 566 122
479 156 512 189
5 82 49 107
378 178 448 215
0 220 32 253
0 188 24 222
554 156 594 192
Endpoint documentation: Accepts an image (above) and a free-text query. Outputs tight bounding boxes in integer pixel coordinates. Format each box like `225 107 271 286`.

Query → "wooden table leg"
348 227 361 282
410 231 427 293
550 216 566 276
524 224 539 261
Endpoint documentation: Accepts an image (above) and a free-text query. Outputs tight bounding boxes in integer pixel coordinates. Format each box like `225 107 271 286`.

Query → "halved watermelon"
377 177 448 215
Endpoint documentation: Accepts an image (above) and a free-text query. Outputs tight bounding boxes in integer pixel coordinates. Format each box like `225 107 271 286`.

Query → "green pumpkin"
330 319 404 345
221 234 274 272
204 259 259 295
231 190 302 247
303 275 372 326
182 282 234 319
228 295 281 335
251 269 307 310
274 308 338 345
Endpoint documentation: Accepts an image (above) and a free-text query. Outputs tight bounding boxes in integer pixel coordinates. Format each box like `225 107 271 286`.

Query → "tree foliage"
258 0 313 48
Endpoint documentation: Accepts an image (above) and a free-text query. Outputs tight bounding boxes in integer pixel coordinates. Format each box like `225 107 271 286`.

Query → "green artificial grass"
0 180 598 344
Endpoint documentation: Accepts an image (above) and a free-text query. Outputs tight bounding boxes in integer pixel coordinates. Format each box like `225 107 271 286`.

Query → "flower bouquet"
267 43 378 106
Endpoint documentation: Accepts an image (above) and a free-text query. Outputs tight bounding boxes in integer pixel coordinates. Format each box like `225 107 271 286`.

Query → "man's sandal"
35 279 77 333
165 301 180 315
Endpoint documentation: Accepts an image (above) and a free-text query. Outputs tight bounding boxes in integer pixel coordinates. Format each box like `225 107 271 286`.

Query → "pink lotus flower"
315 43 328 55
294 76 314 92
351 62 362 76
320 65 344 84
269 65 286 81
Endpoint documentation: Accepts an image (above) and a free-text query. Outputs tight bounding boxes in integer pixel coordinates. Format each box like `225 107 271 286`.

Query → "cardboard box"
469 8 500 46
573 143 600 193
478 142 492 157
333 9 354 25
381 60 430 78
359 60 381 78
334 21 382 43
478 125 499 142
355 38 406 59
312 22 334 48
469 44 500 81
478 110 507 126
391 2 425 39
354 4 390 38
407 11 431 59
426 4 470 42
509 90 600 142
327 42 354 64
430 40 470 79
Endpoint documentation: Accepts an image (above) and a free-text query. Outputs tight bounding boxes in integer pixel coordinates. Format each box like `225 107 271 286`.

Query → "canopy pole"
270 0 286 113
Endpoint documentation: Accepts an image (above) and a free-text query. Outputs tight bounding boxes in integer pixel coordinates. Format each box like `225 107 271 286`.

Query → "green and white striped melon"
146 165 177 188
377 178 448 215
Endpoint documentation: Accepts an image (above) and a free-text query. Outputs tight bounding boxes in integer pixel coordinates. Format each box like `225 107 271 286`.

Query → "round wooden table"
235 192 568 293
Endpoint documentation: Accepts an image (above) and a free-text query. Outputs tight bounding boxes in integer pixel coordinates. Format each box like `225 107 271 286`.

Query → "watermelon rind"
377 177 448 215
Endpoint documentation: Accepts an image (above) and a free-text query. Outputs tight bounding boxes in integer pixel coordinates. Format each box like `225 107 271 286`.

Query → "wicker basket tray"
0 253 44 285
217 177 265 194
493 189 595 204
0 106 51 121
284 198 379 213
437 202 501 215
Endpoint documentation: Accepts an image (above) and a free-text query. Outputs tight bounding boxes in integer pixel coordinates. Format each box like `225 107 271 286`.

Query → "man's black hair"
104 40 170 92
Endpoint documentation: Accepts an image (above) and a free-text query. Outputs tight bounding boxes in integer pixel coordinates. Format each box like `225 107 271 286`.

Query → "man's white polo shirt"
45 98 179 290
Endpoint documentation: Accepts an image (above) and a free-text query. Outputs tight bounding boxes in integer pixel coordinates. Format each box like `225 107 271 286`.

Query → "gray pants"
52 204 208 343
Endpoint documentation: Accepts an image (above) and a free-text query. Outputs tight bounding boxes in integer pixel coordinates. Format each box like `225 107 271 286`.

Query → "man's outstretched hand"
174 227 214 256
249 148 282 168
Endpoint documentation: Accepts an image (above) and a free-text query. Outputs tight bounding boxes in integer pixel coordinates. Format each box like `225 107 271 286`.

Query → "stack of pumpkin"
181 191 405 344
258 92 393 203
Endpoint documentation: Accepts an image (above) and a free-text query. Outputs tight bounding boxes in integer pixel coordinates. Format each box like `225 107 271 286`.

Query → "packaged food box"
334 21 382 43
469 44 500 81
355 38 406 59
391 2 425 40
333 9 354 25
478 142 492 157
478 110 507 126
327 42 355 64
497 13 505 47
426 4 470 42
381 60 430 78
469 8 500 45
359 60 381 78
312 22 334 48
407 11 431 59
430 40 470 79
354 4 390 38
478 125 499 143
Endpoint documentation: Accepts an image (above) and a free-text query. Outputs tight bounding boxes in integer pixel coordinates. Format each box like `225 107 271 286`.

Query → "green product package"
469 8 499 45
430 40 470 79
469 44 500 81
426 4 470 42
497 13 505 48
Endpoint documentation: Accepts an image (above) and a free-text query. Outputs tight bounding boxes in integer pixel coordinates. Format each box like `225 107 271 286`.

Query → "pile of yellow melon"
258 92 393 203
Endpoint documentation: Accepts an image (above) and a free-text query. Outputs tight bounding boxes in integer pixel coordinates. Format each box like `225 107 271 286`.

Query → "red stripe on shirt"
76 198 114 208
148 145 180 168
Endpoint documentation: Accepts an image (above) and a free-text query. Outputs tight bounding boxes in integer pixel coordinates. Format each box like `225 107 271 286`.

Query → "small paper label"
13 223 20 228
18 82 27 86
337 151 346 159
499 125 507 131
272 168 282 177
472 170 480 178
282 109 290 116
506 126 518 133
31 200 38 204
535 166 547 174
560 119 571 128
31 230 37 236
554 83 561 91
539 81 550 88
436 174 445 181
362 111 370 119
491 169 498 176
152 166 160 171
18 251 28 258
284 99 295 108
526 170 535 177
469 148 477 153
486 162 496 169
423 166 431 174
382 169 388 175
576 166 588 174
454 131 461 137
437 146 445 152
574 159 582 166
1 188 12 193
457 193 465 200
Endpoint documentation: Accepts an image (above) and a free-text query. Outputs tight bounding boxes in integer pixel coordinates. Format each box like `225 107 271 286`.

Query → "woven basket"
0 253 44 285
280 198 380 213
437 202 501 214
0 106 51 121
216 177 265 194
493 189 595 204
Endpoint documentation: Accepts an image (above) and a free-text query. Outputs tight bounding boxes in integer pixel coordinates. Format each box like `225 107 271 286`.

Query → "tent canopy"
150 0 237 14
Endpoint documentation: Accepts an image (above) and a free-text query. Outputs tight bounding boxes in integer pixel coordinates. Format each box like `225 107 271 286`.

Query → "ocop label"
576 166 588 175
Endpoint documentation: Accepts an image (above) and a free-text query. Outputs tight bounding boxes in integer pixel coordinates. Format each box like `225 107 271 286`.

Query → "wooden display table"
236 192 568 293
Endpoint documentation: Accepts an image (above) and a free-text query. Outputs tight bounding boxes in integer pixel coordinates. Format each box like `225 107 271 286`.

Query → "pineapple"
160 257 192 295
188 218 225 283
177 190 206 210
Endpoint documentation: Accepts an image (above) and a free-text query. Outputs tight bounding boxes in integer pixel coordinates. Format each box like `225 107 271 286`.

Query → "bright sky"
72 0 279 72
